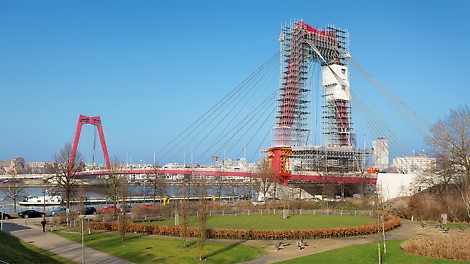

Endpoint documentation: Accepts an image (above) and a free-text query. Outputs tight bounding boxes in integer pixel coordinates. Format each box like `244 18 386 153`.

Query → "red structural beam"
68 115 111 172
75 168 376 185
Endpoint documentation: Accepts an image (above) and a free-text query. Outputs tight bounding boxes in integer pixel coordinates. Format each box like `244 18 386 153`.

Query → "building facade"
392 154 436 173
372 137 389 171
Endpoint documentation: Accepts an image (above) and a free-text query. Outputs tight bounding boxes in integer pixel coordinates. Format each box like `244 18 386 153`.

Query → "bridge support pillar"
268 146 292 185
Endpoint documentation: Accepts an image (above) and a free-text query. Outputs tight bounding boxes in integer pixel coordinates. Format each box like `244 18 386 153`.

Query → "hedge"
88 213 401 240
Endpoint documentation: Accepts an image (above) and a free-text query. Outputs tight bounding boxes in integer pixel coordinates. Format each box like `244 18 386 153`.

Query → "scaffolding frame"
271 20 366 177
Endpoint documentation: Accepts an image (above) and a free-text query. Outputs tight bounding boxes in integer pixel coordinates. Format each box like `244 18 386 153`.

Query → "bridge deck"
76 168 377 185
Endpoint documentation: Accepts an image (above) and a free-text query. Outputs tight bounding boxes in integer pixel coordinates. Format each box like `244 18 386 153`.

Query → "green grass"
0 232 73 264
149 214 374 230
56 231 260 264
277 239 468 264
427 221 470 230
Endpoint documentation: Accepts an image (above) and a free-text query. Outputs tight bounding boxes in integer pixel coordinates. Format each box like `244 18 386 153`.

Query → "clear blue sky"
1 0 469 165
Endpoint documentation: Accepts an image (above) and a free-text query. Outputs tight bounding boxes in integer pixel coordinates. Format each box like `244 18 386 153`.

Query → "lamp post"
1 201 4 231
43 189 47 212
79 215 86 264
140 160 146 204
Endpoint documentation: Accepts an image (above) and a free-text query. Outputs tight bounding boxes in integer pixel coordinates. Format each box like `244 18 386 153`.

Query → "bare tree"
147 164 166 206
49 142 85 209
427 106 470 181
194 177 208 260
456 180 470 219
1 171 25 212
180 173 191 247
252 159 276 201
102 158 127 216
119 175 129 242
77 180 86 216
213 170 225 201
426 105 470 220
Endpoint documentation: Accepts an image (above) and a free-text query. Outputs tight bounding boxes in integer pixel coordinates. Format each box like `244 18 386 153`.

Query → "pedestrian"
41 217 47 232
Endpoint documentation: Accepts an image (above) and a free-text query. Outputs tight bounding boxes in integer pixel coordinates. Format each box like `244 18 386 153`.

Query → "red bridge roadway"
76 168 377 185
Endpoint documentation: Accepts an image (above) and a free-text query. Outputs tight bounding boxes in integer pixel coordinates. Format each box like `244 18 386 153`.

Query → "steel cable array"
350 59 431 140
349 59 433 172
157 52 280 164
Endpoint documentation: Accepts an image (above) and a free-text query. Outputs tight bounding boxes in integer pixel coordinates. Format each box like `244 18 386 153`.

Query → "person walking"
41 217 47 232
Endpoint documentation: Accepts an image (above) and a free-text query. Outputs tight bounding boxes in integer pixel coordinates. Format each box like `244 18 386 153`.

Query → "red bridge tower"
269 20 352 184
68 115 111 171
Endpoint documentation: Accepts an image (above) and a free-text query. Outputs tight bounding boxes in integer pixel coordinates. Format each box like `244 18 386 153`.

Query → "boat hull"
19 195 62 206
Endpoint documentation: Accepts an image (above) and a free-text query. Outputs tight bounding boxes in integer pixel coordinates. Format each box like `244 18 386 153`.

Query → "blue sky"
1 0 469 165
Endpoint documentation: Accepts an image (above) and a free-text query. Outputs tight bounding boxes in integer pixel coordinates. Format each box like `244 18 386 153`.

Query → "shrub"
89 213 400 240
401 235 470 261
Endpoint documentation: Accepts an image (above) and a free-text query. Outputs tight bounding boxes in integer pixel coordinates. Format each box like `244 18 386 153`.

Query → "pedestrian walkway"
242 219 424 264
1 219 133 264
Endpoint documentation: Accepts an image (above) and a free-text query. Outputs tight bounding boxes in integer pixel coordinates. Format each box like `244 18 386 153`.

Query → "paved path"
242 219 432 264
0 218 448 264
1 218 133 264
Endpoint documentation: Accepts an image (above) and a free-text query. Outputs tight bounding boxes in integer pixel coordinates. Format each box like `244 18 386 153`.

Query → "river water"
0 184 254 214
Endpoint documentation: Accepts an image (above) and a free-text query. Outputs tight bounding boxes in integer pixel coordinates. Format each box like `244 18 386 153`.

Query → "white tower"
372 137 389 171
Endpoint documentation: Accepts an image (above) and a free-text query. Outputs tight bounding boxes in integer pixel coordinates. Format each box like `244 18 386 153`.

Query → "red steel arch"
68 115 111 171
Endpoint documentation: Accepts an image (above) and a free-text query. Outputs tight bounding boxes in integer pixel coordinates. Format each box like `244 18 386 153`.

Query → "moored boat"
19 195 63 206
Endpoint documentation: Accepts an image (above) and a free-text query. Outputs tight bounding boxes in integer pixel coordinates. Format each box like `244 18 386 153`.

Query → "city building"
27 161 47 174
392 154 436 173
372 137 389 171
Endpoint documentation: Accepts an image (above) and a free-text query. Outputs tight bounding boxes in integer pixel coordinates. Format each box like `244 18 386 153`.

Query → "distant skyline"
1 0 469 165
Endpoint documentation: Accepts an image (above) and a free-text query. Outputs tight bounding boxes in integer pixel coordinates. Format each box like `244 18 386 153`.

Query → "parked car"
50 207 67 217
18 209 45 218
0 212 11 219
140 204 155 209
78 206 96 215
100 205 120 213
123 204 132 212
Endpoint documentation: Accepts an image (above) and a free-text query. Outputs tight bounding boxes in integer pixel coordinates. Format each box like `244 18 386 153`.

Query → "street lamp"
1 200 4 231
140 160 146 204
79 215 86 264
43 189 46 212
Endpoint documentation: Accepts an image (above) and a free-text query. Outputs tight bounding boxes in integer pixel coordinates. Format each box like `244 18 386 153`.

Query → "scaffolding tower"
270 20 369 179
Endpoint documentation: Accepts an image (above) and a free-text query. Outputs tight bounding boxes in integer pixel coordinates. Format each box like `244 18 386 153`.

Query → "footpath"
0 218 447 264
1 218 133 264
242 219 432 264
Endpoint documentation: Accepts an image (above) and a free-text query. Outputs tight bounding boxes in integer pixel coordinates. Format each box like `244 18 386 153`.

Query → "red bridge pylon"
68 115 111 171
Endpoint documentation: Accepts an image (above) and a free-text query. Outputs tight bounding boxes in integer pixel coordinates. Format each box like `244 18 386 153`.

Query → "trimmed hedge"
88 213 401 240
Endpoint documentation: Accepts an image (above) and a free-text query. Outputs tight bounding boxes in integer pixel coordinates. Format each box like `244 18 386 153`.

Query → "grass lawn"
56 231 260 264
277 239 468 264
149 214 374 230
427 221 470 230
0 232 73 264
